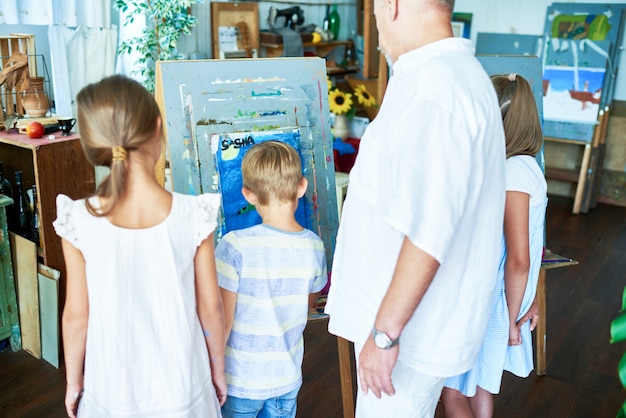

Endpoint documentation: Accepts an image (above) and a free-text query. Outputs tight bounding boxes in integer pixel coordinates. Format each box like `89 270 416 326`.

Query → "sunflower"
327 76 332 91
328 89 353 115
353 84 377 108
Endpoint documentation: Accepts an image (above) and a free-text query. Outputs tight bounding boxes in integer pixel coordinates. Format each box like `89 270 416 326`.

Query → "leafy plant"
610 286 626 417
115 0 200 93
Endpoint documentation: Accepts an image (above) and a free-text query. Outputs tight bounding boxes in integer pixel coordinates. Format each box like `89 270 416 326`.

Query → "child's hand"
508 323 522 346
212 372 228 406
65 384 83 418
517 299 539 332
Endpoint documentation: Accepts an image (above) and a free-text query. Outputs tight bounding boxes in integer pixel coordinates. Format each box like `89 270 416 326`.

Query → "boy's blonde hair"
76 75 162 216
491 73 543 158
241 141 303 205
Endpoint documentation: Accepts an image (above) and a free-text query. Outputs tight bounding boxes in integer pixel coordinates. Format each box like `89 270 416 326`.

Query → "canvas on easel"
541 3 626 213
544 3 626 108
542 39 611 141
154 57 338 267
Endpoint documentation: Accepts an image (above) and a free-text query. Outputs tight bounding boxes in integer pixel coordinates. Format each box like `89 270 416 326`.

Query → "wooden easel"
544 106 611 214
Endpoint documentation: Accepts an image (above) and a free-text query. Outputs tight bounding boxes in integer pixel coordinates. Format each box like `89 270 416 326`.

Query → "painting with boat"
542 38 610 126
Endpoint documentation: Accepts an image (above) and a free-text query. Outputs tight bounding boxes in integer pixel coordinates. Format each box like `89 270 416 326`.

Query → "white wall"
454 0 626 100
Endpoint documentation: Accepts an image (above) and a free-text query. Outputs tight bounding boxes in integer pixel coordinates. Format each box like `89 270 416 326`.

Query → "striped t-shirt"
215 224 327 400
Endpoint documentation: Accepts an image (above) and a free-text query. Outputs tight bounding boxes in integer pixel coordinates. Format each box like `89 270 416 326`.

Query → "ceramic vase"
333 113 349 141
22 77 50 118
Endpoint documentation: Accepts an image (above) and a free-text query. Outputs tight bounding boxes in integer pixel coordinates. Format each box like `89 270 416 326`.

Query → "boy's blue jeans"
221 387 299 418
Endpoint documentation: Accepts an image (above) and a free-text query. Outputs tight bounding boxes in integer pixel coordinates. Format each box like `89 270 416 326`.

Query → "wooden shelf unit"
262 39 352 58
0 130 95 319
262 40 360 77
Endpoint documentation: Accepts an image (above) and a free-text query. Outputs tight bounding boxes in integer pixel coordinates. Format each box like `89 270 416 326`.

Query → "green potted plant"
610 286 626 417
115 0 200 93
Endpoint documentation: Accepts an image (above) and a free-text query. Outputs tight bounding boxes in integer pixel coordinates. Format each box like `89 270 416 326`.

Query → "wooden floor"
1 195 624 417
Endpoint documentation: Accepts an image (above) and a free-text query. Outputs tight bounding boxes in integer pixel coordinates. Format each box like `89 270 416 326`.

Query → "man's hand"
358 334 399 398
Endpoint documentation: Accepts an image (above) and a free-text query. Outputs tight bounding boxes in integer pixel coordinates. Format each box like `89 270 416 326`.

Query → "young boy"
215 140 328 418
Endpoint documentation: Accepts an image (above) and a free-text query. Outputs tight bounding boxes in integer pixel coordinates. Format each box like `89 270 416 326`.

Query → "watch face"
374 331 391 349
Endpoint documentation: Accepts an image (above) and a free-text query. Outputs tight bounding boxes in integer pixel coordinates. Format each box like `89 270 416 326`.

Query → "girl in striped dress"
442 73 548 418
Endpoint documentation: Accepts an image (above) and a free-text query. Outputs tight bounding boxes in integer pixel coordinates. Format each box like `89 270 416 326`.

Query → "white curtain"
48 26 117 117
1 0 116 116
1 0 110 27
0 0 53 25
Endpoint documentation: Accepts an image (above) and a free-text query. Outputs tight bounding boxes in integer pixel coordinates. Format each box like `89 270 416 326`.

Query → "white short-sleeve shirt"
325 38 507 377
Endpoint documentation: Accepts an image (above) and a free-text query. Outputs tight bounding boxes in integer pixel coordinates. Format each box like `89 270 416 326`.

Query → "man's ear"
296 177 308 199
387 0 398 20
241 187 258 205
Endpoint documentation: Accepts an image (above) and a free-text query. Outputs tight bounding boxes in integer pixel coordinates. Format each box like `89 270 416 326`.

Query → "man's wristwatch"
372 327 400 349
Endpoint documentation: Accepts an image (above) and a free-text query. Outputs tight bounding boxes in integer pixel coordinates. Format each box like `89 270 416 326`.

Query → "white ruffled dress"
53 192 223 417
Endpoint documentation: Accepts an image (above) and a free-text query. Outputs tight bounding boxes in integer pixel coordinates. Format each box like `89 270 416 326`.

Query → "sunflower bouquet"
327 78 377 119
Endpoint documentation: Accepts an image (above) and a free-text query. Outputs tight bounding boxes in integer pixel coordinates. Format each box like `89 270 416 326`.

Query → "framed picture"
452 12 472 39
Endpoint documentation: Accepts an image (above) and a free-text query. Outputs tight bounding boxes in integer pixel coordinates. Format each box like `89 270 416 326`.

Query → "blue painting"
213 129 306 235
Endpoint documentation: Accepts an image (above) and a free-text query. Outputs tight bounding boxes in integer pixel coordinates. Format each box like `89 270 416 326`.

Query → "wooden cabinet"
0 195 19 349
0 131 95 319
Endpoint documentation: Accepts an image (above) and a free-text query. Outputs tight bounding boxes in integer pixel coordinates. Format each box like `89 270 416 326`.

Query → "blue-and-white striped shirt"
215 224 327 399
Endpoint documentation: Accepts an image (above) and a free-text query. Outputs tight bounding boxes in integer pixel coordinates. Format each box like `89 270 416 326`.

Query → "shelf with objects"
1 33 93 365
2 30 95 308
259 3 360 77
261 37 360 75
0 130 95 362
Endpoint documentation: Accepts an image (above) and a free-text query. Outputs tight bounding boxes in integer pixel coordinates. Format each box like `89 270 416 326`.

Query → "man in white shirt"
324 0 506 416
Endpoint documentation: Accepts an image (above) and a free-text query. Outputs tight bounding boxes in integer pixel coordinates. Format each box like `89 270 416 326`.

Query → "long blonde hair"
491 73 543 158
76 75 162 216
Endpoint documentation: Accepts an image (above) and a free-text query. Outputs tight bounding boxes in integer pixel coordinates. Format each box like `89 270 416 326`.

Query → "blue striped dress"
445 155 547 396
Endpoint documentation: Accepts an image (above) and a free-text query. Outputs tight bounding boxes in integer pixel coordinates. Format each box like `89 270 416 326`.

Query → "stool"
335 172 349 217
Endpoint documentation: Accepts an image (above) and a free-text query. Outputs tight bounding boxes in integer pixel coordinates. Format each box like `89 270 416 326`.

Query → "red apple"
26 121 45 139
